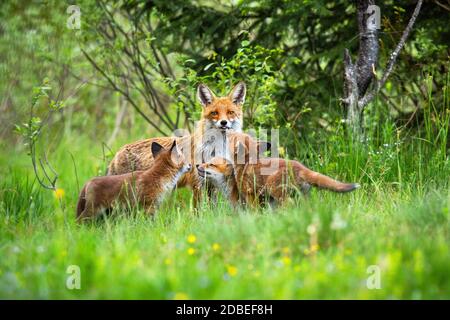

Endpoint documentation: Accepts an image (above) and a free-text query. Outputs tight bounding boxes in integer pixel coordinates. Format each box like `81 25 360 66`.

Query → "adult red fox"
197 141 359 207
107 82 247 208
76 141 191 222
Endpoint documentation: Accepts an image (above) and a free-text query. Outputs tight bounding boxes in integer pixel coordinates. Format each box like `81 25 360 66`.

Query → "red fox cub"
197 157 241 205
197 132 271 206
107 82 247 208
198 142 359 207
76 141 191 222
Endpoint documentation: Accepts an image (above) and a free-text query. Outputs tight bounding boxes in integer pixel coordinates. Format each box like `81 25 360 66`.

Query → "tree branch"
81 49 168 136
434 0 450 12
358 0 424 108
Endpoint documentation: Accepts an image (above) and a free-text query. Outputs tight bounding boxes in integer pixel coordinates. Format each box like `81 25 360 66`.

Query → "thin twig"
81 48 168 136
434 0 450 12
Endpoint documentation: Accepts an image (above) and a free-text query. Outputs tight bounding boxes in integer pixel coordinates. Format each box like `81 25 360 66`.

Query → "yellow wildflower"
164 258 172 265
282 256 292 266
187 234 196 244
212 243 220 251
187 247 196 255
226 265 238 277
174 292 189 300
53 188 65 200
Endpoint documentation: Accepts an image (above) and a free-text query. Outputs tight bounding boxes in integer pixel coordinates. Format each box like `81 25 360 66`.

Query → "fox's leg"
244 192 259 209
265 172 297 205
193 186 202 212
206 183 218 205
299 182 311 196
269 192 288 208
191 173 218 211
76 186 102 223
192 170 205 212
76 200 99 223
229 190 243 210
144 206 156 216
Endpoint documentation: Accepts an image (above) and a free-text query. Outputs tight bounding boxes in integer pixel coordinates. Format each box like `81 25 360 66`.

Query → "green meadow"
1 0 449 300
1 110 449 299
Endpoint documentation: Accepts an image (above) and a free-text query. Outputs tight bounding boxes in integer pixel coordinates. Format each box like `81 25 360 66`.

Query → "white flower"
331 212 347 230
307 224 317 235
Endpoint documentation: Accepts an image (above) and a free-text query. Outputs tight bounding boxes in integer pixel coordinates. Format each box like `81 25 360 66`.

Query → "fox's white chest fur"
158 165 191 204
195 127 242 165
158 171 183 203
200 130 227 162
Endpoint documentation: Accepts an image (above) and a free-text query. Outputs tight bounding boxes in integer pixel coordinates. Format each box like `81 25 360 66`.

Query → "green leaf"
204 63 216 71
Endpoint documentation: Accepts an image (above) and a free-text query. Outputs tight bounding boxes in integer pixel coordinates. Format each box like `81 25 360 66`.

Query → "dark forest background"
1 0 448 153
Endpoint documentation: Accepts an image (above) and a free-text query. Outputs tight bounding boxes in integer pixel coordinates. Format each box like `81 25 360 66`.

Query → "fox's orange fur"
197 157 241 206
199 139 359 207
107 82 247 208
76 141 191 222
197 132 272 206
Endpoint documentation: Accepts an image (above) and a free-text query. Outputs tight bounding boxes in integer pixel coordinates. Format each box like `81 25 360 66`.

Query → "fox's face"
197 157 233 187
197 82 246 131
152 141 192 174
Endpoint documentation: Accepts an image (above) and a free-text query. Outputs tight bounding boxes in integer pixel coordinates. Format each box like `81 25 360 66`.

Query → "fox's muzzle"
197 165 206 177
216 119 232 130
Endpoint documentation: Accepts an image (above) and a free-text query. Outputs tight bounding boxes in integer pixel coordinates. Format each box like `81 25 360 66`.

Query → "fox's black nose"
196 164 200 168
197 166 204 173
220 120 228 126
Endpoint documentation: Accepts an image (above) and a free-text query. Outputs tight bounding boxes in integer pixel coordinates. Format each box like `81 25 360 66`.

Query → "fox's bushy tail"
76 185 87 218
297 165 360 193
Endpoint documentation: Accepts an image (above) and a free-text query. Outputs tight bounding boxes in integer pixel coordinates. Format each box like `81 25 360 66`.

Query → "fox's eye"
228 111 235 115
210 111 218 116
210 164 216 168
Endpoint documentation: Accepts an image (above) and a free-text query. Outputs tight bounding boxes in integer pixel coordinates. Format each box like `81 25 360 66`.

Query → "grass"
1 84 449 299
1 125 449 299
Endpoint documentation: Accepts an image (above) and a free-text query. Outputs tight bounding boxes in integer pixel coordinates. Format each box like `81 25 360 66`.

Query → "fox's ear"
258 141 271 155
229 81 246 105
151 142 164 158
170 140 177 152
197 83 215 107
